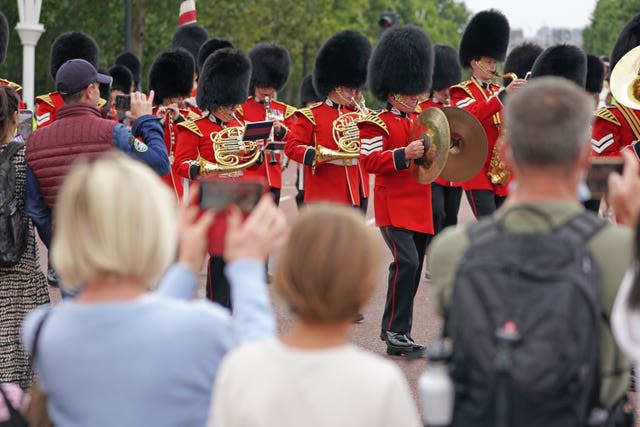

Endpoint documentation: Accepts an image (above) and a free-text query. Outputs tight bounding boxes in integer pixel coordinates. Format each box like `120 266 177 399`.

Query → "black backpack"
446 207 606 427
0 141 27 267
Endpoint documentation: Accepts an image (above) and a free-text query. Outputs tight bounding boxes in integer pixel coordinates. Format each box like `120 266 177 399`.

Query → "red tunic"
285 100 366 206
236 97 297 188
35 92 65 128
449 77 511 196
591 104 640 157
359 109 433 234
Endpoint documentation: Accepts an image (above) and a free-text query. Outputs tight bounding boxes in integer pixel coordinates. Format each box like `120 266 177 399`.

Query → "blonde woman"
209 204 421 427
21 152 286 427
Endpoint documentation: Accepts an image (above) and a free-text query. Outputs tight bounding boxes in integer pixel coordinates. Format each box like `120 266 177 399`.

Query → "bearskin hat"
98 68 112 104
531 44 587 88
197 38 234 72
108 65 133 94
369 25 434 102
503 42 543 86
313 30 371 98
459 9 510 68
299 74 321 107
148 48 195 104
114 52 141 85
171 23 209 72
249 43 290 93
0 13 8 65
610 13 640 73
586 54 605 94
50 32 99 80
197 48 251 111
432 45 461 91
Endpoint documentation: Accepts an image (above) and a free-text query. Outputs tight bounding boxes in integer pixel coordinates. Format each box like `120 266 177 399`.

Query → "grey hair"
504 76 593 170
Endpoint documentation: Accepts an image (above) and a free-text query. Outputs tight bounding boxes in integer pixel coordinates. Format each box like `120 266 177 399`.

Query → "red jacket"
359 108 433 234
236 97 297 188
450 77 511 196
285 100 367 206
591 104 640 156
35 92 65 128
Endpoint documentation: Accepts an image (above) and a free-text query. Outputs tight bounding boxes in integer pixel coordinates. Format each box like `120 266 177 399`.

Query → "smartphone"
114 94 131 111
586 156 624 199
17 109 34 139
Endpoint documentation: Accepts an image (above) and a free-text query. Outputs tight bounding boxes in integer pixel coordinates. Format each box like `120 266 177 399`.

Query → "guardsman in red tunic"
148 48 200 200
174 47 251 309
237 43 296 206
35 32 101 129
359 25 434 356
114 51 141 92
450 10 525 217
172 23 209 118
285 30 371 210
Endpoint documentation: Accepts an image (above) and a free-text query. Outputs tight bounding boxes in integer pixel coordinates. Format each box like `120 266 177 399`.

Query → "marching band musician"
174 47 251 308
358 25 435 356
237 43 296 206
172 23 209 114
285 30 371 209
105 64 132 122
114 51 141 92
450 10 526 218
148 48 199 199
35 32 102 129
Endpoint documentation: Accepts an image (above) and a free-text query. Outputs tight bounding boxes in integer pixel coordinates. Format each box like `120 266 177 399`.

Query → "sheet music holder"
242 121 274 142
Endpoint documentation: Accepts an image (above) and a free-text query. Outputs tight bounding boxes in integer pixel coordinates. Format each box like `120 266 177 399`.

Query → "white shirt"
208 337 421 427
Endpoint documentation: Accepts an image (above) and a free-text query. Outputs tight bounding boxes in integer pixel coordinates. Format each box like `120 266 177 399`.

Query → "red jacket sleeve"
591 116 621 156
284 113 316 165
174 125 201 179
450 87 503 123
359 123 408 175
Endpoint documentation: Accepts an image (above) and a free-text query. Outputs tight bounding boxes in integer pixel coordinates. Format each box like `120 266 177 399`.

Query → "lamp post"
15 0 45 109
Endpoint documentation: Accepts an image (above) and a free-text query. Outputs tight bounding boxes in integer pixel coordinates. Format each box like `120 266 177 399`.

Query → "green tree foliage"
0 0 469 106
583 0 640 57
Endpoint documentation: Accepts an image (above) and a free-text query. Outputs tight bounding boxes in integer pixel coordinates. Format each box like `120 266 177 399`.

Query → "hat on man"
503 42 543 86
432 44 461 91
148 48 195 104
50 32 100 81
368 25 434 102
248 43 290 93
586 54 605 95
114 51 141 86
172 23 209 72
56 59 112 95
108 65 133 94
197 38 234 71
299 74 321 107
531 44 587 88
196 47 251 111
610 13 640 73
313 30 371 98
0 12 8 65
459 9 510 68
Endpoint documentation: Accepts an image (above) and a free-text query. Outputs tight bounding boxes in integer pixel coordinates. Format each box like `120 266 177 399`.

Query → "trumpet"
198 126 263 176
474 60 518 83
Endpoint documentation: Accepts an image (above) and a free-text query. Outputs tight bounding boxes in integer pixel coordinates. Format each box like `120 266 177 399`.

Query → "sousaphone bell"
610 45 640 109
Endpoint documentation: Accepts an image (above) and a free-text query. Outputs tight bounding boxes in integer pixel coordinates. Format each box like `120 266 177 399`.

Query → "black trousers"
269 187 281 207
380 226 431 335
357 196 369 216
432 183 463 234
206 256 231 309
583 198 601 213
465 189 506 218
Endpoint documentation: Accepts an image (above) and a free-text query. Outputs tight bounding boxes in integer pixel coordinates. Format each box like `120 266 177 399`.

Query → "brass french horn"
198 126 263 175
610 45 640 109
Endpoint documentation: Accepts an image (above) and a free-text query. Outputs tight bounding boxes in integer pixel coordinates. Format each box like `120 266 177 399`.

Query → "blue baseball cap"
55 59 112 95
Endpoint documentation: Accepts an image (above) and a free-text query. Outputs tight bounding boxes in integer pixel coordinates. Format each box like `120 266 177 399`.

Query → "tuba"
198 125 263 176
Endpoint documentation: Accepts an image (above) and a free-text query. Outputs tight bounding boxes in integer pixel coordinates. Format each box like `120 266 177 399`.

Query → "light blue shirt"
22 260 275 427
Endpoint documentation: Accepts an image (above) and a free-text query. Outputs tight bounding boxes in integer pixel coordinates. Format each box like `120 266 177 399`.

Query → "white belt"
220 171 244 178
326 159 358 166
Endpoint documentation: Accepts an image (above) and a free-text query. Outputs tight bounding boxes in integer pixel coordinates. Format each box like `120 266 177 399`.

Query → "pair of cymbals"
409 107 488 184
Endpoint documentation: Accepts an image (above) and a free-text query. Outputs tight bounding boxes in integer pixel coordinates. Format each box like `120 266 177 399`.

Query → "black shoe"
382 331 417 356
405 335 425 351
47 267 59 288
353 313 364 324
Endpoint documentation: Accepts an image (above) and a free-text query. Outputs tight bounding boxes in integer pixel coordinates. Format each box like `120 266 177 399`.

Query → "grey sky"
462 0 598 36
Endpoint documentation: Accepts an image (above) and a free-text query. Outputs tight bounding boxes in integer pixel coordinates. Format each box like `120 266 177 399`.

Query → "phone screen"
114 94 131 111
199 180 264 213
586 156 624 198
17 110 34 139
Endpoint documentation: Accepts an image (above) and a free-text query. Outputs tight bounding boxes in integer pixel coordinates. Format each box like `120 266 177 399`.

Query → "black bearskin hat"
531 44 587 88
114 52 141 85
0 13 8 65
197 38 233 72
171 23 209 72
313 30 371 98
432 45 461 91
369 25 434 102
459 9 510 68
197 48 251 111
148 48 195 104
611 13 640 73
299 74 321 107
98 67 112 104
586 54 605 94
503 42 543 86
50 32 99 80
108 65 133 94
249 43 290 92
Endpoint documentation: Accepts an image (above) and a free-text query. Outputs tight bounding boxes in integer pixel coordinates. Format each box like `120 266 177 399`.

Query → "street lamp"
15 0 45 109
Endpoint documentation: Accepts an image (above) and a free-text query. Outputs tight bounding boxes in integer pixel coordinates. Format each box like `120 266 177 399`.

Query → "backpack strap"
0 141 24 164
555 210 607 244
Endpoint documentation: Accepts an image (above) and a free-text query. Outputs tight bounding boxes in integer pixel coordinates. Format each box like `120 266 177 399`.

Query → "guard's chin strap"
392 94 415 111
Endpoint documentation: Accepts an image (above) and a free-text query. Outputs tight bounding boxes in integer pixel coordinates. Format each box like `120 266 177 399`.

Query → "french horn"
198 126 262 175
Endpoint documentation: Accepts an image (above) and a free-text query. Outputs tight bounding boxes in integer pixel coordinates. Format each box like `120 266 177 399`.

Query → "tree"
583 0 640 56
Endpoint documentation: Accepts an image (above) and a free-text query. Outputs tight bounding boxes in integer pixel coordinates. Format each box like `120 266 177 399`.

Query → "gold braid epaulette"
186 110 200 121
177 120 203 137
360 111 389 134
594 107 621 126
35 93 55 108
98 97 107 108
298 104 320 125
450 81 474 98
284 104 297 119
236 104 244 116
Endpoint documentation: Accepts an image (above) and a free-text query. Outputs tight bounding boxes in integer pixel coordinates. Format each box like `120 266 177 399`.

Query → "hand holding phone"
586 156 624 199
17 110 34 139
607 150 640 228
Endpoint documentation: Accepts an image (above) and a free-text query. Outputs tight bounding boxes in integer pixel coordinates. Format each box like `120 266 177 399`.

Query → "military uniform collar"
472 76 494 90
386 103 410 118
325 98 349 110
208 113 227 125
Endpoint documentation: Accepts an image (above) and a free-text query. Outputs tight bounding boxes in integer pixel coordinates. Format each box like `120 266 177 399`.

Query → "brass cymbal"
610 45 640 110
409 107 450 184
439 107 488 182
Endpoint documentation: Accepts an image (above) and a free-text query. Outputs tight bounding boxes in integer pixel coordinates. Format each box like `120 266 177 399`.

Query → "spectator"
430 77 634 424
209 204 421 427
21 151 285 427
0 87 49 389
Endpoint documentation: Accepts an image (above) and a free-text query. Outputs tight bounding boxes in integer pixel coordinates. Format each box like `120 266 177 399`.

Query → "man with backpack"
430 77 634 427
